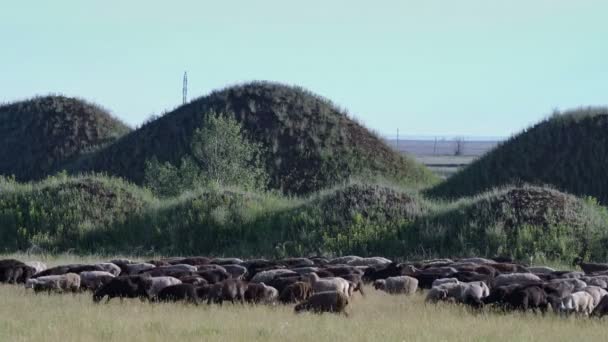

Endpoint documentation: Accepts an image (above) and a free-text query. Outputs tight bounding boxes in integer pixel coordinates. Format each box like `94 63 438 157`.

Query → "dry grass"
2 260 608 341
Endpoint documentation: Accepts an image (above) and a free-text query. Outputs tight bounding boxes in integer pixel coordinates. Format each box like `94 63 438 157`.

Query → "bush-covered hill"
427 107 608 203
2 175 607 263
70 82 437 194
0 96 130 180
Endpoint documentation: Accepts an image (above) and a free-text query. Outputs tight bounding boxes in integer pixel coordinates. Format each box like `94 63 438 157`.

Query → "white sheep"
583 286 608 307
550 278 587 292
560 291 595 315
26 273 80 293
143 276 182 298
306 273 350 297
347 257 392 267
432 278 460 288
95 263 121 276
527 266 556 274
373 276 418 295
458 257 496 264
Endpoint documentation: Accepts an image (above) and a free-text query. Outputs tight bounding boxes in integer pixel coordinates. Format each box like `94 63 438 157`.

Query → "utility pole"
396 128 400 153
182 71 188 105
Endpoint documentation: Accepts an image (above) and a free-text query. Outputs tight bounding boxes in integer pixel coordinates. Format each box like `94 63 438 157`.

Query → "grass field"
1 255 607 342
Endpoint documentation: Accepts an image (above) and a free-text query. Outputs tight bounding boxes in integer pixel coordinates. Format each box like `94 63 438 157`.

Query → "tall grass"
0 281 607 342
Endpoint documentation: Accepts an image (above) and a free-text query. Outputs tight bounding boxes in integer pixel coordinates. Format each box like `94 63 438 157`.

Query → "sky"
1 0 606 138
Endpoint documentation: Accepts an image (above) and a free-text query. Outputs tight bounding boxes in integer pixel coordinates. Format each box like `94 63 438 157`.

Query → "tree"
144 113 268 197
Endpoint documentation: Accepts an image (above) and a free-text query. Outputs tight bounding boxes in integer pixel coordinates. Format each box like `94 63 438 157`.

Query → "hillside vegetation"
1 175 607 263
0 96 130 180
427 107 608 203
70 82 436 194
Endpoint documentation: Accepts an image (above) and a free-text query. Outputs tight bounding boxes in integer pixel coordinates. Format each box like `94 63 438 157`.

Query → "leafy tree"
144 114 268 197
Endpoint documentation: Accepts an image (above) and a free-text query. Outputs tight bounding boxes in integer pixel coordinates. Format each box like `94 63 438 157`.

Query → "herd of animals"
2 255 608 317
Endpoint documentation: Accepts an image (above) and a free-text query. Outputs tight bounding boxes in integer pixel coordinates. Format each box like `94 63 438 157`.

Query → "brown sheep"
294 291 349 316
279 281 313 304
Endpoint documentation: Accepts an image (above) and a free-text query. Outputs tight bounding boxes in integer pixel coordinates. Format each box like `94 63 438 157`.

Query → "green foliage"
428 107 608 204
0 95 130 181
68 81 437 195
2 175 607 263
143 114 268 197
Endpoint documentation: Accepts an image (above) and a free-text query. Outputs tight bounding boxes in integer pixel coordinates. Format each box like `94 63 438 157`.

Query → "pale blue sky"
1 0 606 137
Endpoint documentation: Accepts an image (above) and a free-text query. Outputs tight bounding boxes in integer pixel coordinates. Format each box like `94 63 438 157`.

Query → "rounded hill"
74 81 437 194
427 107 608 203
0 95 130 180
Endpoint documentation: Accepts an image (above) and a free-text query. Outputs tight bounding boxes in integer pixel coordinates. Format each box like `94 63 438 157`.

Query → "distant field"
384 138 501 178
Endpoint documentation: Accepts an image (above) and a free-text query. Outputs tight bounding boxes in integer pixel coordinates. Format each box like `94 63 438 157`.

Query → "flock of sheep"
2 255 608 317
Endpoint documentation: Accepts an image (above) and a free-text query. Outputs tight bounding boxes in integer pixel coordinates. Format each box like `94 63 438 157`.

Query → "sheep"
0 260 36 284
279 281 313 304
561 291 595 315
549 278 587 292
124 263 156 275
581 276 608 289
142 276 182 298
80 271 115 291
373 276 418 295
26 273 80 293
306 273 350 297
25 261 47 274
294 291 349 316
583 286 608 307
329 256 362 265
155 284 199 304
244 282 279 304
251 269 297 284
347 257 392 267
222 264 247 279
207 279 247 305
591 295 608 317
94 263 121 276
494 273 542 287
210 258 244 265
93 276 148 302
427 282 488 307
458 258 496 264
426 286 449 303
432 278 460 288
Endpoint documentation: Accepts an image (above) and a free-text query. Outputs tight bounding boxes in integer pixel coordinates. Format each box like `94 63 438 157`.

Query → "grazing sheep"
549 278 587 292
155 284 199 304
591 295 608 317
33 264 104 278
170 257 211 266
124 263 156 275
25 261 47 274
251 269 297 284
93 276 149 303
347 257 391 267
80 271 115 291
294 291 349 316
373 276 418 295
0 259 36 284
279 281 313 304
329 256 362 265
458 258 496 264
26 273 80 293
210 258 244 265
494 273 542 287
280 258 315 267
306 273 350 297
426 286 449 303
583 286 608 307
244 283 279 304
179 276 208 286
561 291 595 315
94 263 121 276
581 276 608 289
432 278 460 288
198 269 231 284
504 286 548 312
142 276 182 298
222 264 247 279
207 279 247 305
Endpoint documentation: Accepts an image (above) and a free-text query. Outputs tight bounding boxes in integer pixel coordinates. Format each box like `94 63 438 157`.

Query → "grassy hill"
0 95 130 181
70 81 437 195
427 107 608 203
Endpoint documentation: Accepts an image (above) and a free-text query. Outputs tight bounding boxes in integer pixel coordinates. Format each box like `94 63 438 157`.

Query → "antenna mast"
182 71 188 104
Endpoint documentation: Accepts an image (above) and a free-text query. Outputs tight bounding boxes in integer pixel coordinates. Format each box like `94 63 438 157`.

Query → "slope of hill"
70 81 437 194
427 107 608 203
0 95 130 180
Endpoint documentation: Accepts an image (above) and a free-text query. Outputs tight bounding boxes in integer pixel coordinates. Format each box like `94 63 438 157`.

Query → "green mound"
72 81 436 194
427 107 608 203
0 175 153 251
0 95 130 181
411 186 608 261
